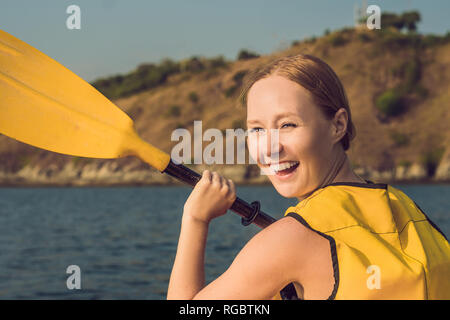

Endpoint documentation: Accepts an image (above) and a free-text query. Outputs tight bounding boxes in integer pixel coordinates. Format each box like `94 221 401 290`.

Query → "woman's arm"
166 215 209 299
167 170 236 299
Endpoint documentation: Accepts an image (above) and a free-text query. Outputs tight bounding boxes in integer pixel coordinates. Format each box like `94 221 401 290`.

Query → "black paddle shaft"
163 160 276 229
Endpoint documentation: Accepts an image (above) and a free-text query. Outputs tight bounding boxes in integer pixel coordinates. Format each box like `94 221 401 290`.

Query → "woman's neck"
330 153 367 184
296 151 366 202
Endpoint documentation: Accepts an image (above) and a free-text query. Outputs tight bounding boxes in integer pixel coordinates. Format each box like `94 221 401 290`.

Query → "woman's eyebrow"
274 112 301 120
247 112 301 125
246 119 262 124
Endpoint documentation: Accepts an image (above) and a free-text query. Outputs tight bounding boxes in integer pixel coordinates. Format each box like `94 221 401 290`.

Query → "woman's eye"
281 123 296 129
249 127 265 133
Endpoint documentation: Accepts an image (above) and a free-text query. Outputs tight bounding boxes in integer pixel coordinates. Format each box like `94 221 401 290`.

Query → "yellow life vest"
275 181 450 300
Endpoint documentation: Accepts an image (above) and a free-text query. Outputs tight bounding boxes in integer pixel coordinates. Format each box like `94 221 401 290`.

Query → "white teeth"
270 161 299 173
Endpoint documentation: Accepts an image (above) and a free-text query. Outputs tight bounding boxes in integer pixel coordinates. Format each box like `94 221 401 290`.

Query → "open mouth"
268 161 300 176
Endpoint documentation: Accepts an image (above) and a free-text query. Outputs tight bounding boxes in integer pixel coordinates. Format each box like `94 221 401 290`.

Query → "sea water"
0 184 448 299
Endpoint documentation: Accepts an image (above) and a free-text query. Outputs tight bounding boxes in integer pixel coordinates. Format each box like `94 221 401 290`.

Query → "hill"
1 26 449 186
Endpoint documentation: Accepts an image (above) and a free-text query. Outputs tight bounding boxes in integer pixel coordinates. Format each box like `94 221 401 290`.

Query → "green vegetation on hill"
237 49 260 60
381 11 421 32
91 56 229 99
358 10 421 32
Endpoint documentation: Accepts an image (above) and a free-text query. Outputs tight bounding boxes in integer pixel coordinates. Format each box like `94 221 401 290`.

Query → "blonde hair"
239 54 355 151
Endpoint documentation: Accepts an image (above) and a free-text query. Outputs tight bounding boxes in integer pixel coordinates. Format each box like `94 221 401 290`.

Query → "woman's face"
246 75 338 199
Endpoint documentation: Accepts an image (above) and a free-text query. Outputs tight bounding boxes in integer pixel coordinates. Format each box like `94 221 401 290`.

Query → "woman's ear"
331 108 348 144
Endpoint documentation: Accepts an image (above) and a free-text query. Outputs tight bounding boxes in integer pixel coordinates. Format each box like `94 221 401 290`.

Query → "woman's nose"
262 129 281 164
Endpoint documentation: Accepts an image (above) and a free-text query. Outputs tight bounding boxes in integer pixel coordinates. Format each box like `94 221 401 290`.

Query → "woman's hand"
183 170 236 224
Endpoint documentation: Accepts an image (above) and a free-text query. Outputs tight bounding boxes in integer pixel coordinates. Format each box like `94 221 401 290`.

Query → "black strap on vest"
280 283 299 300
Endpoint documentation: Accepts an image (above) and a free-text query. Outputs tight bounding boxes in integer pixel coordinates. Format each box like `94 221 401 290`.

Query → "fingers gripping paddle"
0 30 275 228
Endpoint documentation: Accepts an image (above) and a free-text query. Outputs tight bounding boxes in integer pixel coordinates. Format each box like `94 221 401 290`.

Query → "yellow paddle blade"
0 30 170 172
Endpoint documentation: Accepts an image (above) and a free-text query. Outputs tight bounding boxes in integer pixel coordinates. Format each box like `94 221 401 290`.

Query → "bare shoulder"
255 216 336 299
241 215 335 277
255 216 332 263
194 215 335 299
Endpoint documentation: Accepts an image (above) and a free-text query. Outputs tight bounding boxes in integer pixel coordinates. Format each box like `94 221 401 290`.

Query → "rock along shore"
0 158 449 187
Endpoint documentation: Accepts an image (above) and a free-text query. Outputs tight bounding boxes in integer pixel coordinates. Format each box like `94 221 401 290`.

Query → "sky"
1 0 449 82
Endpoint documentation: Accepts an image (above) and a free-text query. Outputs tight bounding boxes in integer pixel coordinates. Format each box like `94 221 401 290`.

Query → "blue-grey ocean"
0 184 448 299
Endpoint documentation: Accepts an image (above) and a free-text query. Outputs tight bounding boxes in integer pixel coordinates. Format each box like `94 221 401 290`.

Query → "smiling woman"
167 54 450 300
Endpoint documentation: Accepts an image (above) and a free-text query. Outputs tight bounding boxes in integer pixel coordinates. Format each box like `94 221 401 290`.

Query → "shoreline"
1 161 449 188
1 179 449 188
